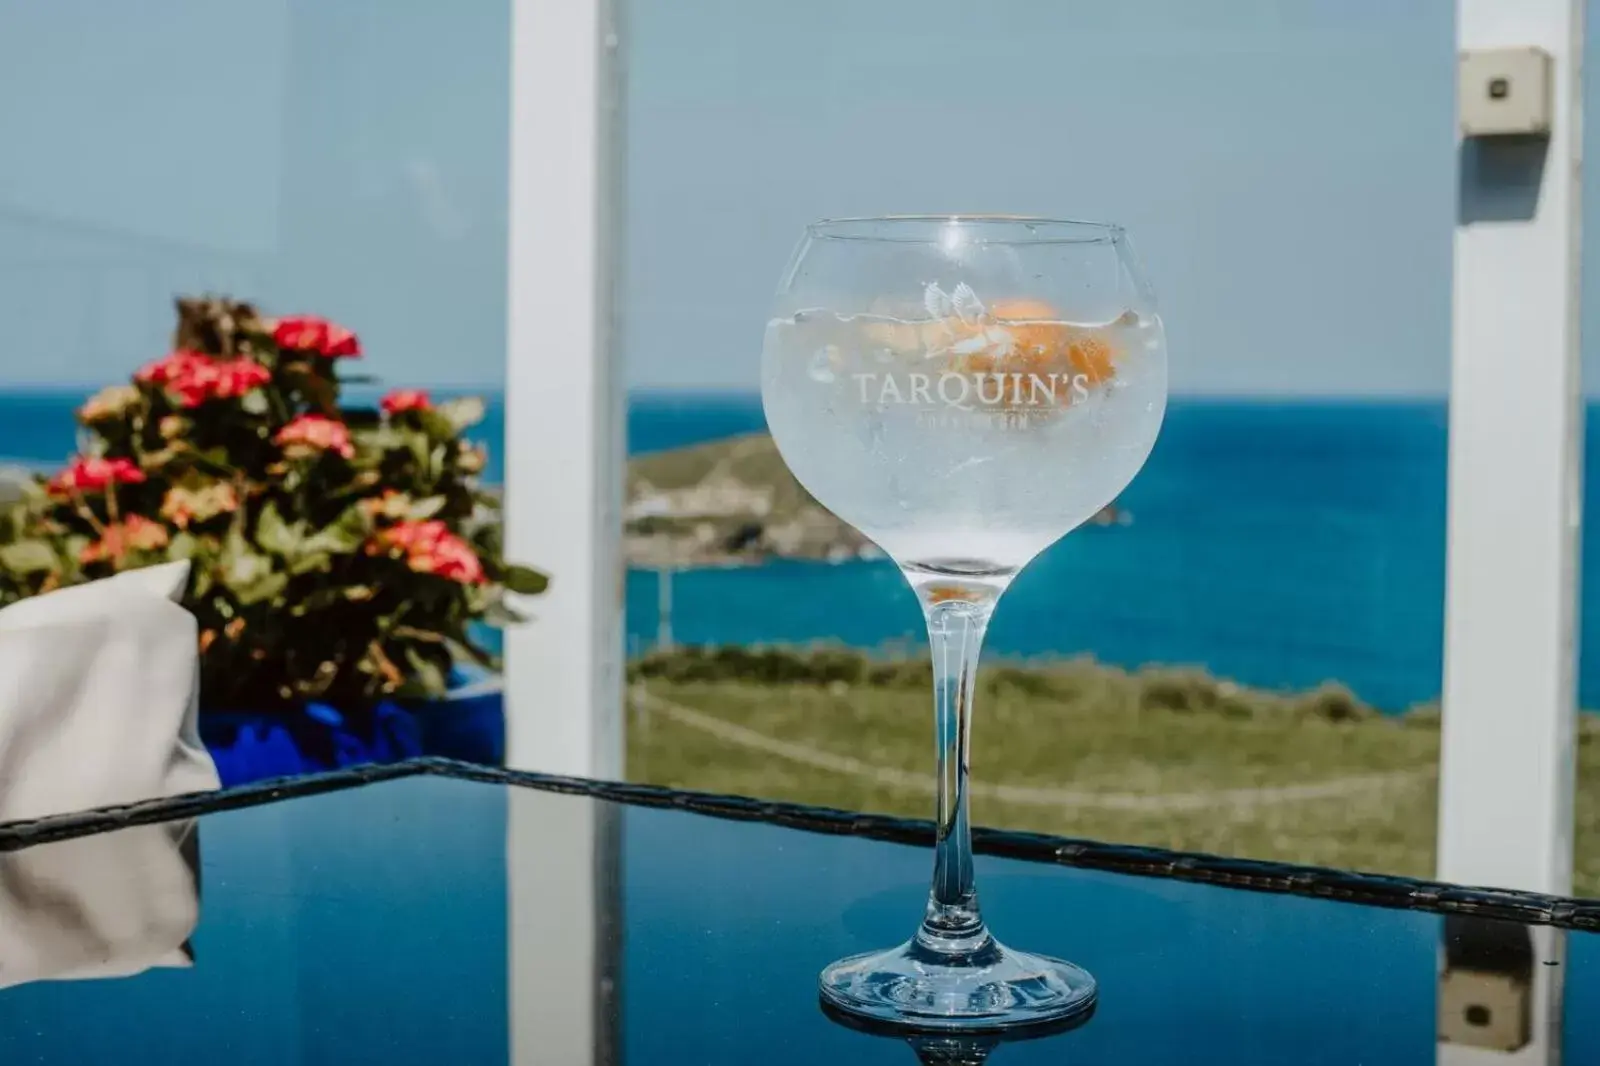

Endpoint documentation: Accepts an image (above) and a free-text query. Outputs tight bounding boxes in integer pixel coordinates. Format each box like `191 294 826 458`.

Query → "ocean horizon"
4 386 1593 713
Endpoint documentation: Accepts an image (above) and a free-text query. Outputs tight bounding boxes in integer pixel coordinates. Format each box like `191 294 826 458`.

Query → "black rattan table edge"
2 756 1595 931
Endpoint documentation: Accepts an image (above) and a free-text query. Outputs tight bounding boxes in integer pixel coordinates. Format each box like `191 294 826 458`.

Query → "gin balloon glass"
760 216 1167 1031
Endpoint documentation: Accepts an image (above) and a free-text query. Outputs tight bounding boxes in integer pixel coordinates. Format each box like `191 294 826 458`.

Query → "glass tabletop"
0 767 1593 1065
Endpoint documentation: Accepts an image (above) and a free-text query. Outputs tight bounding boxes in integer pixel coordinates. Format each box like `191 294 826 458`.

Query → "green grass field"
624 654 1600 897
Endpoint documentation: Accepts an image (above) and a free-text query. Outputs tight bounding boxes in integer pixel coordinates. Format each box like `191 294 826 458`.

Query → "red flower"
80 515 169 565
273 315 361 358
47 456 147 496
136 349 210 388
135 350 270 408
368 520 486 584
275 414 355 459
380 388 432 415
214 358 271 398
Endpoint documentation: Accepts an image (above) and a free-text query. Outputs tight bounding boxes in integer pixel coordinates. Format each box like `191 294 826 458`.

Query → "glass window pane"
0 1 510 763
622 0 1458 878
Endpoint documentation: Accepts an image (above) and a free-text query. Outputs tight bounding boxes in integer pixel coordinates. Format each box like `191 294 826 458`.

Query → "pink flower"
135 351 270 408
380 388 432 415
136 350 213 404
80 515 169 565
213 358 272 399
368 520 486 584
275 415 355 460
136 349 204 387
273 315 361 358
47 456 147 496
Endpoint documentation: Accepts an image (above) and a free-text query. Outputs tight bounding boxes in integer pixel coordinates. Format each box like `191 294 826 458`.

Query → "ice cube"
808 344 840 383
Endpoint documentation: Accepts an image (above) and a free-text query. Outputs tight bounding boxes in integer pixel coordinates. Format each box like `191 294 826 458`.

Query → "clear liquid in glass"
762 298 1166 575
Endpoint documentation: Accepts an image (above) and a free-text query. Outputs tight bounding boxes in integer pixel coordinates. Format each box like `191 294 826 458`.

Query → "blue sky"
0 0 1581 394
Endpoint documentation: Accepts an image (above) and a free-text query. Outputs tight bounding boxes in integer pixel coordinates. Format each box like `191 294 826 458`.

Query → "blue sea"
5 386 1585 712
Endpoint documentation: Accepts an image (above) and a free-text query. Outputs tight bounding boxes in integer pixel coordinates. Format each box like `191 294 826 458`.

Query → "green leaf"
255 503 302 556
417 410 457 442
470 517 505 557
442 633 496 669
138 445 181 471
349 425 405 469
403 645 449 697
480 597 526 627
408 496 446 521
223 519 249 561
235 570 288 606
168 532 200 561
501 564 549 596
219 521 279 597
288 583 374 615
62 535 90 570
240 389 270 415
198 446 236 471
221 546 274 594
436 397 486 432
0 540 59 575
288 550 333 576
407 430 431 478
352 425 406 451
302 502 372 555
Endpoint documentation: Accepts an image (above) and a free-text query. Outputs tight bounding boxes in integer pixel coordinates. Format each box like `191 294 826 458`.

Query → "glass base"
819 931 1097 1034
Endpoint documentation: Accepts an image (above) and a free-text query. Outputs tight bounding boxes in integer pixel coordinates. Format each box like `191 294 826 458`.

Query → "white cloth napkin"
0 820 199 988
0 561 219 823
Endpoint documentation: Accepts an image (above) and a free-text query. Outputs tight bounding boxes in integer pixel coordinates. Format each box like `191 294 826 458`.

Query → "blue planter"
200 671 505 788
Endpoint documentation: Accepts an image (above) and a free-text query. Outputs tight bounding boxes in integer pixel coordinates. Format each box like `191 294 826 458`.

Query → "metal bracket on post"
1440 0 1582 908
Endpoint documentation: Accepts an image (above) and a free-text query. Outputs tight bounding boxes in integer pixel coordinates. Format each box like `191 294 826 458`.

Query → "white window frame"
500 0 1590 901
502 0 626 779
1439 0 1584 896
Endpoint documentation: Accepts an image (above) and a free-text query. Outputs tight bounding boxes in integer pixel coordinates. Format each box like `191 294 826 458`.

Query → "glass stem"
919 596 993 952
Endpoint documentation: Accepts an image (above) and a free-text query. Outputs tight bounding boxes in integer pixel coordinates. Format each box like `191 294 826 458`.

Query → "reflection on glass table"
0 763 1593 1065
0 820 198 988
821 997 1094 1064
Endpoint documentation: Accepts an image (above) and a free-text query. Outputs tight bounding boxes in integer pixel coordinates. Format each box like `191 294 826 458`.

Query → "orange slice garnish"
1065 333 1116 386
978 299 1122 398
860 295 1123 419
991 298 1070 365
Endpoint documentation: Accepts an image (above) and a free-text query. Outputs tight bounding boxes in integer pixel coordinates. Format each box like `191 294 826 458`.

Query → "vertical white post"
1440 0 1584 895
504 0 626 777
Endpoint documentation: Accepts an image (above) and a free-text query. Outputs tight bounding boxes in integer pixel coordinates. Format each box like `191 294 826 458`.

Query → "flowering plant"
0 296 546 710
